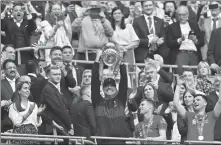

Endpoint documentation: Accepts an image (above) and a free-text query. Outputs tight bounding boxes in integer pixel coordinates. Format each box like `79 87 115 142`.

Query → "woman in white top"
9 82 44 145
37 2 73 65
110 7 140 65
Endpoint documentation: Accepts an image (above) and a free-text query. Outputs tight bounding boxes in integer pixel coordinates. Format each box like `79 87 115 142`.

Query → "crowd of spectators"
1 1 221 145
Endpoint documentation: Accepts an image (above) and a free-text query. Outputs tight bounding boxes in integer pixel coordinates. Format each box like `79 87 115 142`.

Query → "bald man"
166 5 204 74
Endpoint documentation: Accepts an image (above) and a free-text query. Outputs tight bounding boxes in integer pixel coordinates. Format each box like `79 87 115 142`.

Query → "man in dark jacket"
206 78 221 141
70 86 96 139
167 5 204 74
91 49 128 144
1 3 37 64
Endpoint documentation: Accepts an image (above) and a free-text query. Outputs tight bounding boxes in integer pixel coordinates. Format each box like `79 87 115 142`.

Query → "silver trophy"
99 44 124 80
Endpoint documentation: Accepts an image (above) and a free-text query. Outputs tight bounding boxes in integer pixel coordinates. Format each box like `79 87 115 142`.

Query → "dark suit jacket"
30 75 48 107
1 79 15 101
128 80 174 112
207 28 221 66
70 64 85 86
41 82 73 130
1 17 36 47
1 79 14 132
133 15 165 62
158 68 174 84
70 100 96 139
166 20 204 64
1 17 37 63
206 91 221 140
17 64 27 76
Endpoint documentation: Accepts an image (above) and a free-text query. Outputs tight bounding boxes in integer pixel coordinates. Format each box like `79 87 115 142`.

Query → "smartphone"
165 11 171 17
54 13 65 21
90 8 101 19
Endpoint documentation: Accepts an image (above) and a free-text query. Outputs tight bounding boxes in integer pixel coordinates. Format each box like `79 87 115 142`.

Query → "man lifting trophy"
99 43 124 81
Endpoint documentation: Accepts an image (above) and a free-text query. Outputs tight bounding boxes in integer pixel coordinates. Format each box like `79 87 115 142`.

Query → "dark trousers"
74 52 96 69
175 51 199 75
1 116 13 133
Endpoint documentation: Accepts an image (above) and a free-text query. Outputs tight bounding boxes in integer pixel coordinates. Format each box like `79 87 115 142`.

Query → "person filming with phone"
72 1 114 69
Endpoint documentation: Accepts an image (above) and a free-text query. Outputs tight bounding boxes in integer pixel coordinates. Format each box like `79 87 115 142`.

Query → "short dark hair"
141 98 156 111
164 1 176 10
26 59 39 74
2 44 15 52
2 59 16 70
141 1 154 7
62 45 73 52
46 65 61 76
13 2 24 9
194 94 208 103
130 1 135 5
50 46 62 55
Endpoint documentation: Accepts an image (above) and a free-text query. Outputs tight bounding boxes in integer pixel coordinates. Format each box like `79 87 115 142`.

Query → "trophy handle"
99 57 104 81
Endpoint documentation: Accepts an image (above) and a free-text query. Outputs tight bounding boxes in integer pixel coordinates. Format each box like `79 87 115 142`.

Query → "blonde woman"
196 61 215 95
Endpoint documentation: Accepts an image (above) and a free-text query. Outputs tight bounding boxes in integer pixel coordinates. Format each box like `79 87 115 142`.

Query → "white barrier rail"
15 46 197 71
1 133 93 145
90 136 221 145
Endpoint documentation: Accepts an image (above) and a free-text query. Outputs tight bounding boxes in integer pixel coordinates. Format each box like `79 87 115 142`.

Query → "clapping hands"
66 4 75 13
1 100 12 108
38 104 46 115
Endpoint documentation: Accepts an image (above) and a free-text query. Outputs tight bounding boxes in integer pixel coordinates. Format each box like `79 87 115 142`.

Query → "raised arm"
118 63 128 105
128 86 143 111
91 50 103 108
157 82 174 103
213 80 221 118
23 4 37 33
173 81 187 119
85 102 97 135
158 68 174 84
72 17 83 33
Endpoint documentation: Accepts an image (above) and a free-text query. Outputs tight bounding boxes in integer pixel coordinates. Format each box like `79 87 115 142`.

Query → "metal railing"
90 136 221 145
14 46 198 88
14 46 198 72
1 133 93 145
2 134 221 145
6 46 219 144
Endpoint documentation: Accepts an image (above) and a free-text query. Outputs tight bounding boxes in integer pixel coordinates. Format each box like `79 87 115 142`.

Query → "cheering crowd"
1 1 221 145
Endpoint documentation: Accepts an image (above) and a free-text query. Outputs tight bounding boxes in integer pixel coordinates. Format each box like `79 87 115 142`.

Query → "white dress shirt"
6 77 16 92
211 14 221 30
9 101 42 129
216 91 219 96
179 22 197 51
13 14 32 27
